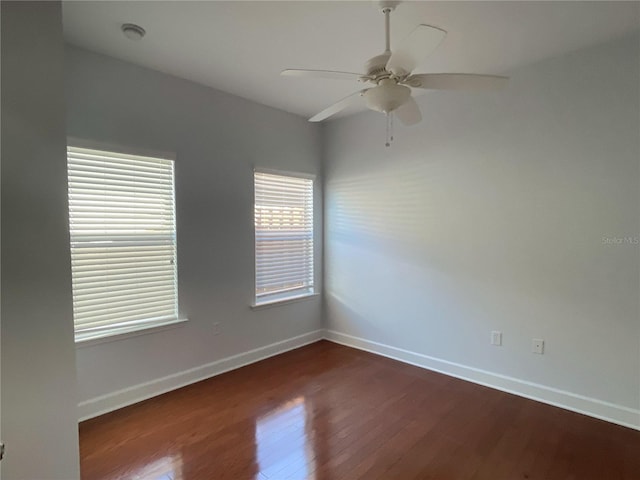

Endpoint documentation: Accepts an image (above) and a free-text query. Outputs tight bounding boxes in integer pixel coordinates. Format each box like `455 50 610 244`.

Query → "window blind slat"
257 271 313 282
68 157 171 175
77 315 178 336
256 285 311 298
68 146 179 342
71 248 174 259
68 147 173 163
72 272 175 286
70 235 175 244
254 172 314 304
73 280 175 296
74 297 176 316
70 191 174 203
77 307 177 330
70 264 175 280
255 250 313 256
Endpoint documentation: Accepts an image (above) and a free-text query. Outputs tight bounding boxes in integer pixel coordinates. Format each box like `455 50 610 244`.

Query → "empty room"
1 1 639 479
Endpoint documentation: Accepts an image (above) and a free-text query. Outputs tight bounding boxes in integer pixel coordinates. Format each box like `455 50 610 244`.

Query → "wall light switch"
491 331 502 346
532 338 544 354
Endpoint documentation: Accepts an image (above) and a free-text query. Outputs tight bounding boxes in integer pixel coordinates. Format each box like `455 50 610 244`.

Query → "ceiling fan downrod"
383 7 391 53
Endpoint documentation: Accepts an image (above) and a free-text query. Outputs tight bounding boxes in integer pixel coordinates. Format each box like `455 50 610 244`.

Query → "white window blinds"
254 171 314 304
67 146 179 342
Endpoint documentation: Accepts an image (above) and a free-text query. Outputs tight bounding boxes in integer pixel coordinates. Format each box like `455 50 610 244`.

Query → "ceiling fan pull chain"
385 113 390 147
391 112 395 143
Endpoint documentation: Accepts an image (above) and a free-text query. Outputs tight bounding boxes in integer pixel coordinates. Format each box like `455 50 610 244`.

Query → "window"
254 171 314 305
67 145 180 342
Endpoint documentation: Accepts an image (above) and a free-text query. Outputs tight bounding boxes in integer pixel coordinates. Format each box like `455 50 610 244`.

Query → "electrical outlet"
532 338 544 354
491 331 502 346
212 322 221 336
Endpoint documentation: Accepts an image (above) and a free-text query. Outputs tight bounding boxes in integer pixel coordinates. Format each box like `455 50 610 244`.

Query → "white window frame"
253 168 316 307
67 141 183 343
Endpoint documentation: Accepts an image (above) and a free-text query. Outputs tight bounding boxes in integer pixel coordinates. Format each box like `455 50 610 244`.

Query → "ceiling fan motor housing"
364 79 411 113
365 52 392 77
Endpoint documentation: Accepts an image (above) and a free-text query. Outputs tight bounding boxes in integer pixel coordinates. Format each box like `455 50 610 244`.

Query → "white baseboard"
324 329 640 431
78 329 324 421
78 327 639 431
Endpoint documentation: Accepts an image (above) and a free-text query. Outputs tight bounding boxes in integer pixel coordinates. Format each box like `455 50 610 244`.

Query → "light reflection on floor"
255 396 316 479
129 454 183 480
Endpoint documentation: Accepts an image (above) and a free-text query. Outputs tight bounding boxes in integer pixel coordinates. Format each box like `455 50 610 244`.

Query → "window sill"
75 317 189 348
251 293 320 310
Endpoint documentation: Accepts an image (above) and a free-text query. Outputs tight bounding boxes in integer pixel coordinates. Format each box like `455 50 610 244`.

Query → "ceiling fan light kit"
364 79 411 114
282 1 508 146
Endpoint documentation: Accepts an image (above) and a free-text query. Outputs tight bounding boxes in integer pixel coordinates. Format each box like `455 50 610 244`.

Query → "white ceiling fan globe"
364 79 411 114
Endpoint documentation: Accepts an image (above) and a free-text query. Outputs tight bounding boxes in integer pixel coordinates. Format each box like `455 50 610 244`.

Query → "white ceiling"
62 1 640 120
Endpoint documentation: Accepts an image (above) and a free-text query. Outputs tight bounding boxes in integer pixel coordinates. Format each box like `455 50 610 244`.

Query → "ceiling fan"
282 1 508 143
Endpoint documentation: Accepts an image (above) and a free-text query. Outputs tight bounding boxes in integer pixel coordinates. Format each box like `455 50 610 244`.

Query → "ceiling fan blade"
407 74 509 91
386 25 446 76
394 97 422 126
281 69 365 81
309 90 368 122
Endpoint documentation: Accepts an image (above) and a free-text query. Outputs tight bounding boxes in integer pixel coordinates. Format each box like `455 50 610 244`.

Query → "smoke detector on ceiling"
121 23 145 41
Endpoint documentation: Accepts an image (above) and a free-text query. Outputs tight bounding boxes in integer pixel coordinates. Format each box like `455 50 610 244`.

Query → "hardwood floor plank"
79 340 640 480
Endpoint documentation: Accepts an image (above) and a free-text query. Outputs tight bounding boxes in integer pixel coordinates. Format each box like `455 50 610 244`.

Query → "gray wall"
324 34 640 425
1 2 81 478
64 46 323 411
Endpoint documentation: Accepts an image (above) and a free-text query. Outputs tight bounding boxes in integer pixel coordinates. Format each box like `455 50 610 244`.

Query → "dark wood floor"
80 340 640 480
